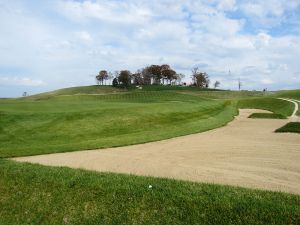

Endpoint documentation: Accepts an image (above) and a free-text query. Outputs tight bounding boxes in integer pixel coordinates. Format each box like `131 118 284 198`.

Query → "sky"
0 0 300 97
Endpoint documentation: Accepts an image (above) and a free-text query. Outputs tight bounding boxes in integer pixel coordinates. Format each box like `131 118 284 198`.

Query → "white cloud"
0 76 45 86
261 78 274 84
0 0 300 96
254 32 271 49
76 31 93 43
216 0 237 11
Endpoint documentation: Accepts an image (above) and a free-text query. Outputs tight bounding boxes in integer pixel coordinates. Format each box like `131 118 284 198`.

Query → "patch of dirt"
14 109 300 195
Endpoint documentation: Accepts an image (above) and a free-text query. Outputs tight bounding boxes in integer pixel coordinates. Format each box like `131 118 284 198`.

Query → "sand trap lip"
14 109 300 195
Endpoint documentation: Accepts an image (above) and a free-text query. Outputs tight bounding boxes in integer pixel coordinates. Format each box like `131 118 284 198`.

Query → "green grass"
0 91 237 158
1 160 299 225
28 85 126 99
1 86 300 224
275 122 300 133
1 86 297 158
180 90 270 99
249 113 287 119
274 89 300 100
238 97 294 117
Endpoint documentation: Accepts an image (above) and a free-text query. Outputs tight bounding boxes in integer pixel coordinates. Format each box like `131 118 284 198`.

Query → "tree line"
96 64 220 88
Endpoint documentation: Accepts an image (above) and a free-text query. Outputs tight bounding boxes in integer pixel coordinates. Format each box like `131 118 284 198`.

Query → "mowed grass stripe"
0 92 236 157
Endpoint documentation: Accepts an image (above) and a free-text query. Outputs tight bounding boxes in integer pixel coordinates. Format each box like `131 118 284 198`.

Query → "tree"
214 81 220 89
118 70 131 87
191 67 199 85
147 65 162 84
142 68 152 85
176 73 185 85
95 74 102 85
132 70 144 85
162 69 177 84
191 67 209 87
112 78 118 87
96 70 108 85
160 64 171 84
107 72 114 85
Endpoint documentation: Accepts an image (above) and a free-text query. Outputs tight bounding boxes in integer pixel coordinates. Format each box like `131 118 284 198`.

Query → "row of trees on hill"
96 65 220 88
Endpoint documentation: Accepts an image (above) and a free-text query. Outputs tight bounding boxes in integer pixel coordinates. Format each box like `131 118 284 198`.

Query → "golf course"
1 86 300 224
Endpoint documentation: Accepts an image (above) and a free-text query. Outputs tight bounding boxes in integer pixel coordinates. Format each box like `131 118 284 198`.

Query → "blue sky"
0 0 300 97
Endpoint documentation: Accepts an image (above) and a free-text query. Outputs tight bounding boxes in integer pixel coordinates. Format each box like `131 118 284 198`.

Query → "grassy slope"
1 86 300 224
249 113 286 119
1 86 297 157
179 90 269 99
0 91 237 157
1 160 299 225
276 122 300 133
28 85 126 99
237 98 294 117
274 90 300 116
275 89 300 100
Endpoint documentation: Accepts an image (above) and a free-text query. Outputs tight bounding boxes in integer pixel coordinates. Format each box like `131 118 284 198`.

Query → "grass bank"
249 113 286 119
238 97 294 117
0 91 237 158
1 160 299 225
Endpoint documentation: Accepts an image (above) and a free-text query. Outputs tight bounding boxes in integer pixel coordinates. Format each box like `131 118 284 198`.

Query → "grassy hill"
0 90 237 158
274 89 300 100
1 85 298 158
1 85 300 224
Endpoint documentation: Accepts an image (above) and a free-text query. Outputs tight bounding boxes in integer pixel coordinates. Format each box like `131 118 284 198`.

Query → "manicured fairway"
1 160 299 225
1 86 298 158
0 91 237 157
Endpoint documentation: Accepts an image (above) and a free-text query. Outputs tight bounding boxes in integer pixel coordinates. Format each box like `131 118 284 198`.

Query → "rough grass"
0 160 299 225
28 85 126 99
249 113 287 119
179 90 269 99
238 98 294 117
275 122 300 133
275 89 300 100
0 91 237 158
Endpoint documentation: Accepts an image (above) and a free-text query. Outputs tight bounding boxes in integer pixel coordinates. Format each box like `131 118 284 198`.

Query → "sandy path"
14 109 300 195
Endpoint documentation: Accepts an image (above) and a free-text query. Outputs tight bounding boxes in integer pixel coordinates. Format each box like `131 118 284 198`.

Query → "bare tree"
214 81 220 89
191 67 209 87
191 67 199 85
176 73 185 85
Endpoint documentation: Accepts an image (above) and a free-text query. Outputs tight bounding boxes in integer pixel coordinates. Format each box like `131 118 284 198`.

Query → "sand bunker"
15 109 300 195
